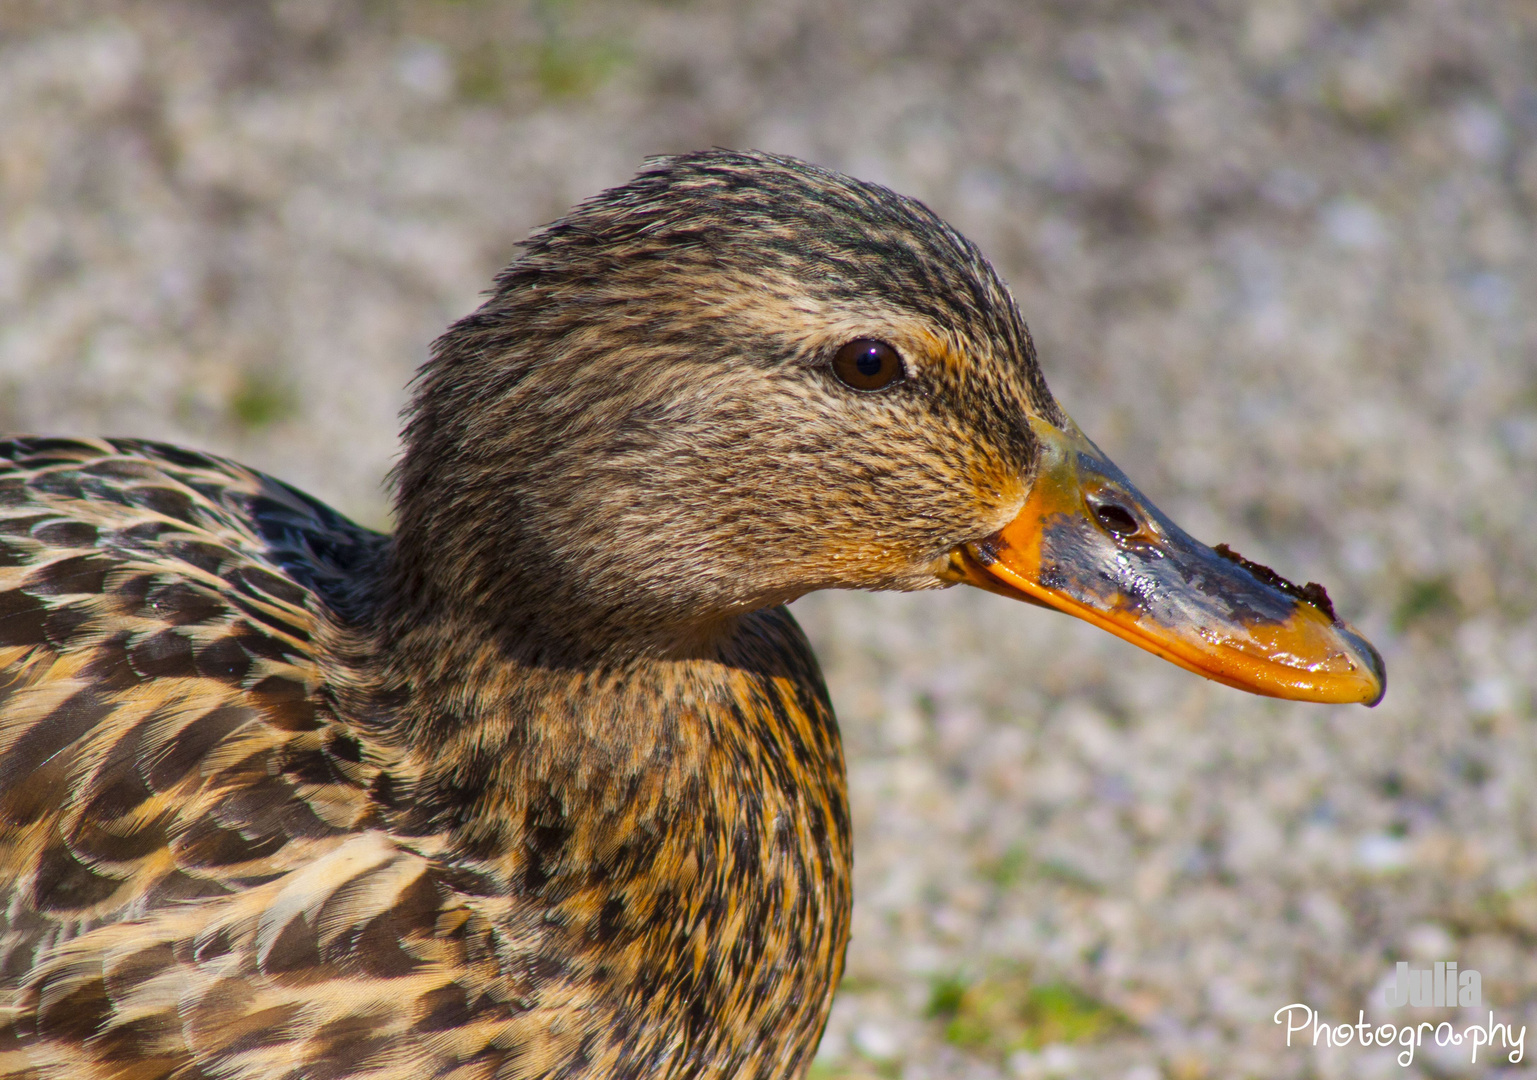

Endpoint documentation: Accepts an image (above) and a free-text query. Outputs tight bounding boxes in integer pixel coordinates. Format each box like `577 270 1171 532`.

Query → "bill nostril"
1092 500 1140 537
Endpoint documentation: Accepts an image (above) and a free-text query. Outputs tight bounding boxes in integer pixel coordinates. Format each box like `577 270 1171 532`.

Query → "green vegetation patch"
454 36 623 102
228 369 296 431
1393 574 1457 631
807 1064 888 1080
976 847 1102 893
928 968 1126 1055
533 36 624 97
444 0 627 104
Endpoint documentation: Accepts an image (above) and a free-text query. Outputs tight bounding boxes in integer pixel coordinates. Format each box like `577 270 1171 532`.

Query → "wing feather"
0 439 517 1079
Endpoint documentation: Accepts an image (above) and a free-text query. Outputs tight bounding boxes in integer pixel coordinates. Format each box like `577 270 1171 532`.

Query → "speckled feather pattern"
0 151 1063 1078
0 437 850 1080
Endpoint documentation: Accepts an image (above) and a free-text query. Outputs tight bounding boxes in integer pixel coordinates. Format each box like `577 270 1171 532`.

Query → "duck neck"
338 582 853 1077
369 600 849 850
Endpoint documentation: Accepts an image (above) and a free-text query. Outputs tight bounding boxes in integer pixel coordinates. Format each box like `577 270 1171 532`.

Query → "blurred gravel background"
2 0 1535 1076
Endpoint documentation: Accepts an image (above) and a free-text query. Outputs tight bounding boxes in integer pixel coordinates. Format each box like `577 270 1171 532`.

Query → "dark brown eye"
832 339 904 392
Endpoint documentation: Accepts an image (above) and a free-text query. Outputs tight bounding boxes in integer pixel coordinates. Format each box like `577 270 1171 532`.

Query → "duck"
0 150 1383 1080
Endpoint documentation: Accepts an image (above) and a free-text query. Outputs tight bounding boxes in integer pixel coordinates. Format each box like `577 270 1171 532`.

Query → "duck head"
388 150 1383 705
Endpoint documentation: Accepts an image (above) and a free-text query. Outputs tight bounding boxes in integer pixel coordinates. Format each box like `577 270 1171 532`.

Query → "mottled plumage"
0 432 849 1080
0 150 1380 1080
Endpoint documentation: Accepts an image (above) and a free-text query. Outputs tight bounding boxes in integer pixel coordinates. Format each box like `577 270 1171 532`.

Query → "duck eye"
832 339 904 391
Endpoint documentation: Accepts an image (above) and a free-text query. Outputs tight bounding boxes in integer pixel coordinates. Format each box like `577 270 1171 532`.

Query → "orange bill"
945 416 1386 706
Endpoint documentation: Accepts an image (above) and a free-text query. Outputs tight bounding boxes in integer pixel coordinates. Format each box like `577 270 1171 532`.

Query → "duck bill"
947 417 1385 706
